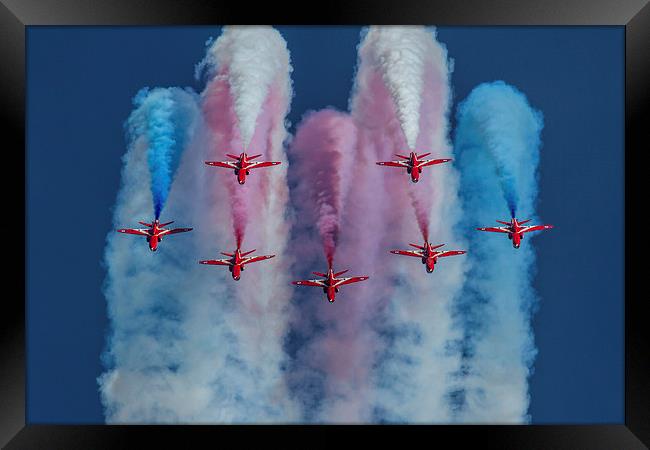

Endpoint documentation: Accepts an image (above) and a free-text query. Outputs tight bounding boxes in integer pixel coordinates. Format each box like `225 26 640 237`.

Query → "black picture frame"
2 0 646 447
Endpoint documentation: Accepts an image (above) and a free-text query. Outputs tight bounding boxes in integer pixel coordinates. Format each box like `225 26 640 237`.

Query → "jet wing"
292 279 327 287
476 227 509 233
248 161 281 170
332 276 369 288
205 161 238 169
520 225 554 234
159 227 193 236
199 259 232 266
436 250 466 258
242 254 275 264
376 161 409 168
417 158 452 168
389 250 423 258
117 228 149 236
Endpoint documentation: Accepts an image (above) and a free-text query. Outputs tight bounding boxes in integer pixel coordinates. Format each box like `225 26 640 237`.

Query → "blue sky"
26 26 623 423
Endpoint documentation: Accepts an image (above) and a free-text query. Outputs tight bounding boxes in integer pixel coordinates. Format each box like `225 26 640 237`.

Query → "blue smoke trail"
454 81 542 218
451 81 545 422
127 87 195 219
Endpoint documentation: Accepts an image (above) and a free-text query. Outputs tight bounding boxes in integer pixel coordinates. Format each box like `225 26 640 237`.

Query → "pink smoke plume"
201 69 254 249
287 69 410 421
290 109 356 268
287 28 458 423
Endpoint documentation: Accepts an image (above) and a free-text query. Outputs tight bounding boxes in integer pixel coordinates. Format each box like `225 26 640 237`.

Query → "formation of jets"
117 147 553 303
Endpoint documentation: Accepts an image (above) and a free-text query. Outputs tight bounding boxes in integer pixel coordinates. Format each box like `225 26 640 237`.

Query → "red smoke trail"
290 109 356 270
409 191 430 242
231 185 247 248
201 69 252 249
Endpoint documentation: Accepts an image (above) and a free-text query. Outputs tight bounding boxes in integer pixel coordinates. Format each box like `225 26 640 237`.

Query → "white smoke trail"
197 26 292 151
358 26 433 150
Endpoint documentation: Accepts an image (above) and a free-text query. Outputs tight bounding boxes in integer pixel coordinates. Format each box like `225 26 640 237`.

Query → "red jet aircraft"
376 151 451 183
477 218 554 249
390 241 466 273
117 219 193 252
292 267 369 303
199 247 275 281
205 152 281 185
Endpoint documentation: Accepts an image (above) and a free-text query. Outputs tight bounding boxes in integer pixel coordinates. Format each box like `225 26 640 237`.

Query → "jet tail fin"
248 154 263 160
431 243 445 250
409 243 425 250
518 219 532 225
226 153 241 160
313 271 327 277
496 220 511 225
159 221 174 227
334 269 349 277
417 152 432 158
395 154 410 160
241 249 256 257
221 252 234 257
138 221 152 227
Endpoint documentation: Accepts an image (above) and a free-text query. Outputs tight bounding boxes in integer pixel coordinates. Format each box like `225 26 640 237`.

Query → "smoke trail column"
290 109 357 269
350 26 466 422
453 81 544 422
99 87 224 422
198 26 297 420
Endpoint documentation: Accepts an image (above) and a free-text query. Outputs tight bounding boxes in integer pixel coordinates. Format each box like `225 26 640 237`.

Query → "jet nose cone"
238 180 245 185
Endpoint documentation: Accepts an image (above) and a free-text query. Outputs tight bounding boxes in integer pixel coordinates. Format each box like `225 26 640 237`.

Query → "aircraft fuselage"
409 152 421 183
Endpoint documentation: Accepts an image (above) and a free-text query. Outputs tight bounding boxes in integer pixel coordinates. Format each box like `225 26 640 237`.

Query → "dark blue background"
26 26 624 423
